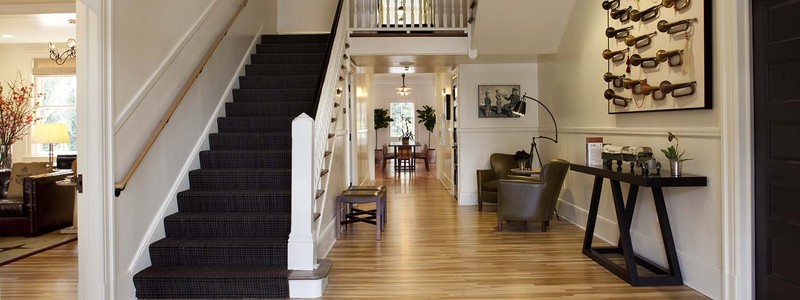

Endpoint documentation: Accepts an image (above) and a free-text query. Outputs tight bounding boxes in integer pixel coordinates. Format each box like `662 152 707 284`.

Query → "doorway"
753 0 800 298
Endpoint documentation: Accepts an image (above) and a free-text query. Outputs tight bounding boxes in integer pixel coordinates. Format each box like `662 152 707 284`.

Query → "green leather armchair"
497 159 570 232
476 153 533 212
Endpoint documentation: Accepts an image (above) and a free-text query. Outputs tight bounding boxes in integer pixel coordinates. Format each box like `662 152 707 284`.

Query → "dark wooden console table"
569 163 707 286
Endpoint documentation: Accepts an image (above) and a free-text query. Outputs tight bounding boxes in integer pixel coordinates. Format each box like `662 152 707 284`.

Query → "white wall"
110 1 278 298
538 3 721 298
277 0 338 33
455 63 539 205
0 43 68 163
435 72 454 193
354 69 373 184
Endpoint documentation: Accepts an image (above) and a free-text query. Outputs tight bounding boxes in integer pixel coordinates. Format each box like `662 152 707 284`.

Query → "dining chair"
395 145 414 172
413 143 430 171
382 144 396 171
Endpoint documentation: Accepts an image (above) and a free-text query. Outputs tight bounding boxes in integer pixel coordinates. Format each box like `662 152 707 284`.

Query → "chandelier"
396 73 411 96
49 38 76 65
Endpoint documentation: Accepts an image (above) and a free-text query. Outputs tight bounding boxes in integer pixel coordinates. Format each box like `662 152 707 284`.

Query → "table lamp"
32 123 70 169
512 93 558 169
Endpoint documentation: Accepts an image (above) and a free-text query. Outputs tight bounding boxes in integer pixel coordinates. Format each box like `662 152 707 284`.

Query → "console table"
569 163 707 286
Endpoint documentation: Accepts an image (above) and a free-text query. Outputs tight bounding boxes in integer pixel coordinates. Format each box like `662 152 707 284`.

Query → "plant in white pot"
660 132 691 176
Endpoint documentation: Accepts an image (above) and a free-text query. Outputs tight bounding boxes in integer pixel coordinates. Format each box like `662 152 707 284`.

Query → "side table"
56 178 78 234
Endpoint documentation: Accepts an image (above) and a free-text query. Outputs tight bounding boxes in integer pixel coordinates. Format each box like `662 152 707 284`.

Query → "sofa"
0 162 74 236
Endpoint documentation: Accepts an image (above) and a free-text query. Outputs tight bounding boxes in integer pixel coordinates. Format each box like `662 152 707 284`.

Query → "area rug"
0 230 77 266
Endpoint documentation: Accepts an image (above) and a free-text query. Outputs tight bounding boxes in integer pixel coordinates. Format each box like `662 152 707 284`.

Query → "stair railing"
350 0 468 34
114 0 249 196
289 0 348 271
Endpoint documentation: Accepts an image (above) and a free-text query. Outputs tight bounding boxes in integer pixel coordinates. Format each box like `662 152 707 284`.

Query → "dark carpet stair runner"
133 34 329 299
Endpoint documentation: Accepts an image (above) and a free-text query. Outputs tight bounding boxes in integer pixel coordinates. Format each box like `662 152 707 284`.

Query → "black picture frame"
605 0 713 114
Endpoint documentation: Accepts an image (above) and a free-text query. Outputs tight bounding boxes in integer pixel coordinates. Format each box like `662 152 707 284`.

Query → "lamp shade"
512 99 527 116
31 123 70 144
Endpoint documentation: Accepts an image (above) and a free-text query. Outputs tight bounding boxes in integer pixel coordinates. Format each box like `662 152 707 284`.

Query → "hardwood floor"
0 241 77 300
321 164 708 299
0 162 708 299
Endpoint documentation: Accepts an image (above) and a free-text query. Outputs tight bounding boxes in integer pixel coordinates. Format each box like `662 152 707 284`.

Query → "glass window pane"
389 102 415 138
37 77 76 106
34 76 77 155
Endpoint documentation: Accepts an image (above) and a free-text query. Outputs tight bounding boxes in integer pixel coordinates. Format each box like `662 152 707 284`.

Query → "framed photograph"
605 0 712 114
445 94 451 120
478 85 521 118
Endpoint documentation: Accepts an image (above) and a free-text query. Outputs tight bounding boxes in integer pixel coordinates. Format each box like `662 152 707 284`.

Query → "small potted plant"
660 132 691 176
514 150 531 170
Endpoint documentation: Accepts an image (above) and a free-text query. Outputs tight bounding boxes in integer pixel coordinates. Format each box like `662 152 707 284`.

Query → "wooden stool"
346 185 387 223
336 190 385 241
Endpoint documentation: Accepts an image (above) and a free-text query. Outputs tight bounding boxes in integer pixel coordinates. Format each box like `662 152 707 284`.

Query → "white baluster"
450 0 455 28
353 0 358 28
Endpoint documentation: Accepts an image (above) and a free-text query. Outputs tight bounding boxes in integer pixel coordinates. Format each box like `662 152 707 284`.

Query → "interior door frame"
77 0 115 299
719 0 755 299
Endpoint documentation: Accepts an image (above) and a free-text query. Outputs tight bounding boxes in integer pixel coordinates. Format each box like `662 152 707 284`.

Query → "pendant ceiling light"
396 73 411 96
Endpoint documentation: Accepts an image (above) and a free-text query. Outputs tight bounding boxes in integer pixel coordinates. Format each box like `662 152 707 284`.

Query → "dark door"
753 0 800 298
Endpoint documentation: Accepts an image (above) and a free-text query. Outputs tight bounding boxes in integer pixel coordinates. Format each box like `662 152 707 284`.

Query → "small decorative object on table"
0 73 42 170
661 132 692 177
399 117 414 144
514 150 531 170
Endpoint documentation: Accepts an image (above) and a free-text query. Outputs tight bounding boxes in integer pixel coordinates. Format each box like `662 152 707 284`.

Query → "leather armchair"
497 159 570 232
476 153 534 211
0 164 74 236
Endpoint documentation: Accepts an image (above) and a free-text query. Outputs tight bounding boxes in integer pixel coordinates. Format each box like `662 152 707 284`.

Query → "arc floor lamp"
512 93 559 169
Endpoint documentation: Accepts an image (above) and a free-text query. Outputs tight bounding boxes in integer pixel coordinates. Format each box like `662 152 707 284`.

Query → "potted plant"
0 74 41 170
513 150 531 170
660 132 691 176
400 117 414 144
374 108 394 151
415 105 436 160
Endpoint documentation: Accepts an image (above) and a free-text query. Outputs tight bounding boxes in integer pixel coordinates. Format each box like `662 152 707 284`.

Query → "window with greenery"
35 76 77 154
389 101 415 138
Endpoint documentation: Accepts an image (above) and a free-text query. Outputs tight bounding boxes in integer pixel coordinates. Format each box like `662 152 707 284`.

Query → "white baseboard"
289 277 328 298
316 216 337 258
557 199 722 299
458 191 478 206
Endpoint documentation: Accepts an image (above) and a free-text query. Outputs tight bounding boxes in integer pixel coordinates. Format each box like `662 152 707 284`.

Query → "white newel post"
289 113 316 270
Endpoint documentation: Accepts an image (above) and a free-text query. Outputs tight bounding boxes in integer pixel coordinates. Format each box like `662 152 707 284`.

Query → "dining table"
386 141 422 171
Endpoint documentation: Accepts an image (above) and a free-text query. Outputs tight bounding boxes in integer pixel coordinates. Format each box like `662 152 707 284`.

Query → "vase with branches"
374 108 394 150
415 105 436 146
0 74 41 169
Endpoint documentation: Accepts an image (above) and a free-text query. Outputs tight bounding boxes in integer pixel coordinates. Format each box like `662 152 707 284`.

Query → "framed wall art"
603 0 712 114
478 85 521 118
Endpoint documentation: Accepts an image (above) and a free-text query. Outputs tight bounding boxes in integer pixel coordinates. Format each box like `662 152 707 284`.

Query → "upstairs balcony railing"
350 0 470 34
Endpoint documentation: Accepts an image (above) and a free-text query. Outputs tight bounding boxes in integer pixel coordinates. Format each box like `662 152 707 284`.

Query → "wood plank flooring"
320 164 708 299
0 241 77 300
0 161 708 299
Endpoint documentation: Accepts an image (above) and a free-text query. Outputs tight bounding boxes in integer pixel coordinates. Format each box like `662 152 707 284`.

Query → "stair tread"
166 212 290 218
152 237 287 247
136 265 289 278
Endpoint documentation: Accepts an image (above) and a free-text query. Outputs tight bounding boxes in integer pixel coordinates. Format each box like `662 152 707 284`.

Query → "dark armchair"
476 153 535 211
0 162 74 236
497 159 569 232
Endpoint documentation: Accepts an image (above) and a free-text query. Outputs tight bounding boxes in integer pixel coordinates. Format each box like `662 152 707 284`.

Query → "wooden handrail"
311 0 346 117
115 0 249 196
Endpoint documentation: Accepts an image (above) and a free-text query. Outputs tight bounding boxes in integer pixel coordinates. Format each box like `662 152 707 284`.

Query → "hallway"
321 172 708 299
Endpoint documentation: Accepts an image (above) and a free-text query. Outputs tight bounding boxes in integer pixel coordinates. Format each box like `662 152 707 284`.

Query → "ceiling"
0 13 76 44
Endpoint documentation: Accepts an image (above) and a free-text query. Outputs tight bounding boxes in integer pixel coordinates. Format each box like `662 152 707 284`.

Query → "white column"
288 113 316 271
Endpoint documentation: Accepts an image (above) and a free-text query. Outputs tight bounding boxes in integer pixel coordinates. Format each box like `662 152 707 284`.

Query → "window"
389 101 415 138
35 76 77 154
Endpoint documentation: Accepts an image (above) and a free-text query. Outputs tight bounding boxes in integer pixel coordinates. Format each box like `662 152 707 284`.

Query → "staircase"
133 34 330 299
